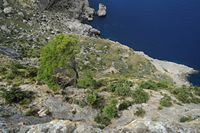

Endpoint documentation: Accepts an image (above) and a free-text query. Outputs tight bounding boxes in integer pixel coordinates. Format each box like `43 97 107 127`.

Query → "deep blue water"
89 0 200 86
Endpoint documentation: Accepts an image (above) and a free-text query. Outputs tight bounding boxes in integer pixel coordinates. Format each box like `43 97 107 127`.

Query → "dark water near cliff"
89 0 200 86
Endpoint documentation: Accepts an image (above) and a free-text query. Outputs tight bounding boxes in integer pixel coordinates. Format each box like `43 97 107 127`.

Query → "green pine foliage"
37 34 80 90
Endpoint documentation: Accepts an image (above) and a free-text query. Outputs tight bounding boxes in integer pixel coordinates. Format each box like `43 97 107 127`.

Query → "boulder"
3 6 12 14
38 0 56 10
97 3 106 17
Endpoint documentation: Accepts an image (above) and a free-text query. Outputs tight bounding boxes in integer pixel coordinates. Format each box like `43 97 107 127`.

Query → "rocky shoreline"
106 40 196 87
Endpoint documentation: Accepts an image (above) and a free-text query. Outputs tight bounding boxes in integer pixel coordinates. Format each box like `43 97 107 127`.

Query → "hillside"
0 0 200 132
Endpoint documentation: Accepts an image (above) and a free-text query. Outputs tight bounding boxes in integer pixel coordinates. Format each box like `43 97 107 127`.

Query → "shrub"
172 87 193 103
37 34 80 90
94 113 111 127
139 80 158 90
132 88 149 104
158 106 163 110
77 72 98 89
191 97 200 104
180 116 192 123
156 80 172 89
2 61 37 85
160 95 172 107
108 80 132 97
102 99 118 119
24 108 38 116
0 66 7 74
118 100 133 111
134 107 146 117
0 87 34 104
94 99 118 127
86 92 97 106
140 80 172 90
92 95 105 109
193 86 200 96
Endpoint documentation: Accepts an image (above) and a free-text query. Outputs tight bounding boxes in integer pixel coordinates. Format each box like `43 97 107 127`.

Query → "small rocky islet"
0 0 200 132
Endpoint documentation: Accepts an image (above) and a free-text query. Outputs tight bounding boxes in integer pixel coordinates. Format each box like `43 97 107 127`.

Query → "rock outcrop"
38 0 95 20
136 51 196 86
1 0 200 133
97 3 106 17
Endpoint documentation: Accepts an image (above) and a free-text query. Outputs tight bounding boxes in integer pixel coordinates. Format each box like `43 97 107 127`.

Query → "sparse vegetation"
102 99 118 119
0 61 37 85
108 80 132 97
24 108 38 116
94 98 118 127
85 92 97 106
132 88 149 104
140 80 158 90
180 115 192 123
134 107 146 117
160 95 172 107
77 72 99 89
0 87 34 104
140 80 172 90
171 86 200 104
118 100 133 111
94 113 111 127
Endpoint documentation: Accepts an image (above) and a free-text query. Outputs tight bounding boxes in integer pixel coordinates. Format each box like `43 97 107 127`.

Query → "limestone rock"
3 6 12 14
3 0 9 7
97 3 106 17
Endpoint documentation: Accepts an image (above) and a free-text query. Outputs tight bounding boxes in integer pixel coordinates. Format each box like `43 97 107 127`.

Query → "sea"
89 0 200 86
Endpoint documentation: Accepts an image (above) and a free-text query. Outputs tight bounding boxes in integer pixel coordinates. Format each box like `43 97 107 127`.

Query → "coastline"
103 39 196 86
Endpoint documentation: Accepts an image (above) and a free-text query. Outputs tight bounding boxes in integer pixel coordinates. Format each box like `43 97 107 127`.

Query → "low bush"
94 113 111 127
180 115 192 123
160 95 172 107
139 80 158 90
192 86 200 96
102 99 118 119
0 87 34 104
85 92 97 106
118 100 133 111
24 108 38 116
171 87 200 104
134 107 146 117
5 62 33 79
77 72 99 89
132 88 149 104
140 80 172 90
108 80 132 97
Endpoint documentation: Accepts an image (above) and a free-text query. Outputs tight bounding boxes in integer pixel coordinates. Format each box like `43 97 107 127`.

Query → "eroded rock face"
18 119 200 133
38 0 95 20
97 3 106 17
19 120 103 133
39 0 55 10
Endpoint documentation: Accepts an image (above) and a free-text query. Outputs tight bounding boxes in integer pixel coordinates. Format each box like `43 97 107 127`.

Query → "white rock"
97 3 106 17
3 7 12 14
3 0 9 7
18 12 24 17
1 25 11 33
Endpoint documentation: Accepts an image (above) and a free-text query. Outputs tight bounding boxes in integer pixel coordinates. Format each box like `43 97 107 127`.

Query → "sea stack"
97 3 106 17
